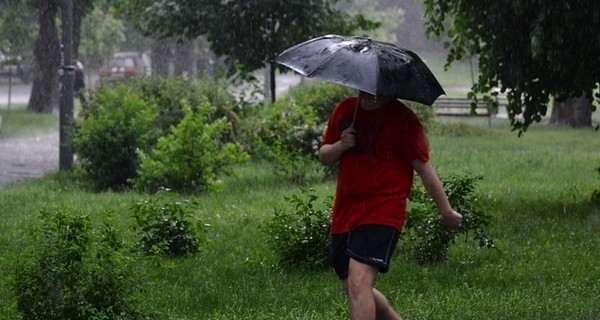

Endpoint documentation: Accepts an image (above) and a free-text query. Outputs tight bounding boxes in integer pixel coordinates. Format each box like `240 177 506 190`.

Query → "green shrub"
131 190 206 257
403 175 495 264
73 84 159 190
284 81 357 123
250 99 324 183
126 76 241 140
264 188 332 270
13 208 146 319
246 82 355 183
133 101 248 193
75 77 243 191
589 166 600 203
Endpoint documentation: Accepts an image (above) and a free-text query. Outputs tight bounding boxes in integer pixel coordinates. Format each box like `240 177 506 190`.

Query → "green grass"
0 104 59 138
1 121 599 319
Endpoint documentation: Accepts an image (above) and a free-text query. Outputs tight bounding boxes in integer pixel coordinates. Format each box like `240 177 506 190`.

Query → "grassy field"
1 114 599 319
0 104 59 138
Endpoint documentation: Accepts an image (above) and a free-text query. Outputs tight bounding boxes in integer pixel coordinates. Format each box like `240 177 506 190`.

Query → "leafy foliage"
0 0 36 57
13 208 147 320
131 190 206 257
589 166 600 204
122 76 241 139
284 81 357 124
117 0 378 100
247 82 354 182
124 0 376 71
249 95 323 183
134 101 248 194
74 77 241 191
403 175 495 264
73 84 158 190
264 188 332 270
424 0 600 132
79 4 126 68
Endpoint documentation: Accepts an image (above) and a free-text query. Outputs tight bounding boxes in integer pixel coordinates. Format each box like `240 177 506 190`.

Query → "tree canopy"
424 0 600 132
0 0 36 57
117 0 377 101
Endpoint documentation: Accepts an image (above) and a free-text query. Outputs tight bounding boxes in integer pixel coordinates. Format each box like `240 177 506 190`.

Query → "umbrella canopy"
275 34 445 106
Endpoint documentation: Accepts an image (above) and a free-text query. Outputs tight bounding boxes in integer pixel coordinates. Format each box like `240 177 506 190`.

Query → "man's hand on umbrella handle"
441 210 463 230
340 127 356 151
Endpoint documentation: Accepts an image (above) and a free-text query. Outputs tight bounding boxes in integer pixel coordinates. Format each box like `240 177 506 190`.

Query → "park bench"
434 96 508 126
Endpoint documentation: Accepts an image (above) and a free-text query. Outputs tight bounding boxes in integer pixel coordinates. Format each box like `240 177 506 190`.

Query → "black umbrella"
275 34 445 106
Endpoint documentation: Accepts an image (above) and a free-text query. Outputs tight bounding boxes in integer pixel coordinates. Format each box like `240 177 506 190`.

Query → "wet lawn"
1 120 599 319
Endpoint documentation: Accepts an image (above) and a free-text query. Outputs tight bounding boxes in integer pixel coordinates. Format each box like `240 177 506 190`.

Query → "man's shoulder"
337 96 358 108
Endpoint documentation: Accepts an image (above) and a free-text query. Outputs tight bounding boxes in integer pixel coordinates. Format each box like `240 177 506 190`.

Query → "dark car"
0 52 32 83
98 52 150 82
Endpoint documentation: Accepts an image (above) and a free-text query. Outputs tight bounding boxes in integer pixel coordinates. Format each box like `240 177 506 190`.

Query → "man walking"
319 91 463 319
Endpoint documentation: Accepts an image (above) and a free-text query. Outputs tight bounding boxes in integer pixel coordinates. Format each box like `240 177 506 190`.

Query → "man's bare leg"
342 259 402 320
374 288 402 320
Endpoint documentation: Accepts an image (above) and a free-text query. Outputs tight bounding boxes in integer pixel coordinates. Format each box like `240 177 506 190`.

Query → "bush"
133 101 248 193
247 82 355 182
250 98 324 183
73 84 159 190
284 81 357 123
75 77 243 191
125 76 242 140
13 208 147 319
589 166 600 203
130 190 206 257
402 175 495 264
264 188 332 270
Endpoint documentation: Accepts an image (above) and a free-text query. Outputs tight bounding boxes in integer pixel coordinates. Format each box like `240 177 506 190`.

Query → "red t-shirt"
321 97 430 234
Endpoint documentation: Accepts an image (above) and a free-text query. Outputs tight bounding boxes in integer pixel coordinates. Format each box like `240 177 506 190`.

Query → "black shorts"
330 224 400 280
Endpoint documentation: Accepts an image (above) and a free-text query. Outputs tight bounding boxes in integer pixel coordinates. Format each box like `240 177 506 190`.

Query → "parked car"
0 51 32 83
98 51 151 82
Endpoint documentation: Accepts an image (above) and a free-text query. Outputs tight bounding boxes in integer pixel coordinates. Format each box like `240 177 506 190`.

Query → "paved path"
0 130 59 189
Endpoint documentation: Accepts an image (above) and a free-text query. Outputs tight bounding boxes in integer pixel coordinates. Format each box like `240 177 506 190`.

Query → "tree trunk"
151 39 171 78
72 1 84 59
27 1 60 113
174 40 193 76
549 93 592 127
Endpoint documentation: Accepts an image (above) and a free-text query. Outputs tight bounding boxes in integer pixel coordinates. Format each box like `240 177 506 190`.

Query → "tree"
79 3 126 69
118 0 377 102
72 0 95 60
424 0 600 132
28 0 61 113
338 0 404 44
0 1 36 57
25 0 94 113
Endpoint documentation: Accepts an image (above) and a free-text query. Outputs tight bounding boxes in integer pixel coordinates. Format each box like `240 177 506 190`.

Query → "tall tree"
0 0 36 57
424 0 600 132
26 0 94 113
28 0 60 113
79 3 126 69
118 0 377 102
72 0 94 60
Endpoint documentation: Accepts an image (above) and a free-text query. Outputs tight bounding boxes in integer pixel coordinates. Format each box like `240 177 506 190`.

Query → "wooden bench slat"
433 96 506 121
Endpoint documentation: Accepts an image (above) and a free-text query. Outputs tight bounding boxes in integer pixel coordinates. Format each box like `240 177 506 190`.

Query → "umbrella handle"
350 96 360 128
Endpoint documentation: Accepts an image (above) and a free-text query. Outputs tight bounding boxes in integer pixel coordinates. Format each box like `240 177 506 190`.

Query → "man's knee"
347 259 378 299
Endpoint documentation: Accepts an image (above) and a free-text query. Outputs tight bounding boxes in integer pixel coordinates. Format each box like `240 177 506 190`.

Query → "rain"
1 1 599 319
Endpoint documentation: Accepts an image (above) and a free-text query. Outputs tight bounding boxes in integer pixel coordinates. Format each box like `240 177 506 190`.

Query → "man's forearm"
412 160 453 214
319 142 345 166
